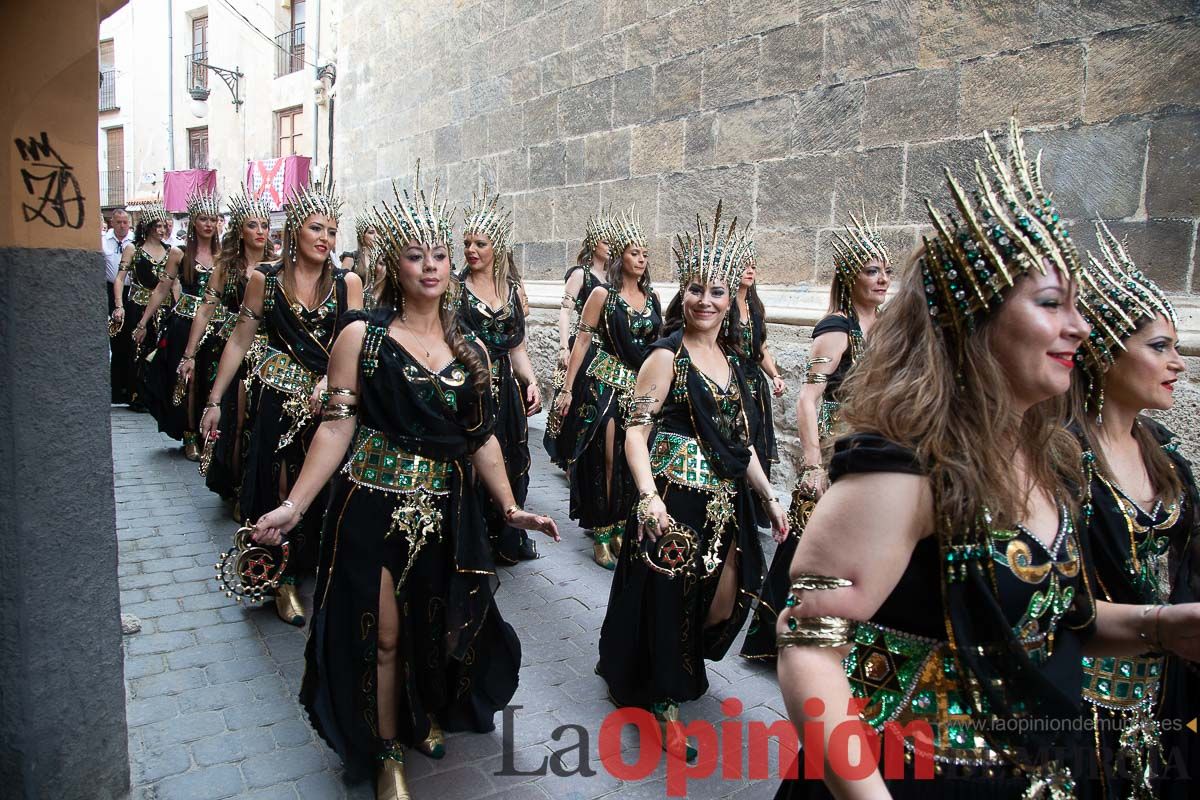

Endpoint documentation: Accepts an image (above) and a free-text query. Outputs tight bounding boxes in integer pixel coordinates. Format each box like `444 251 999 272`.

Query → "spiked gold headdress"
282 176 343 233
1076 222 1178 414
370 170 455 283
140 201 171 227
462 189 514 261
920 116 1081 357
354 213 375 242
581 209 613 260
602 207 648 256
227 185 273 229
186 188 221 218
672 202 749 290
830 210 889 316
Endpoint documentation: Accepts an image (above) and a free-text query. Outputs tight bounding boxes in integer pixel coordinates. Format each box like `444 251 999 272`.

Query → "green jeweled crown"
462 189 514 258
226 185 273 229
283 176 343 232
1077 222 1178 411
830 209 889 315
672 201 750 290
185 188 221 218
602 206 648 256
920 116 1081 353
370 169 455 265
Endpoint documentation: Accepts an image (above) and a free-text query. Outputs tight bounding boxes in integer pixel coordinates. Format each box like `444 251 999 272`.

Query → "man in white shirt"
103 208 133 315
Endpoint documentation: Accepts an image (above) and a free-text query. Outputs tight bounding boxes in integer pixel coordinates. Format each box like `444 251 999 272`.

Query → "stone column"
0 1 130 798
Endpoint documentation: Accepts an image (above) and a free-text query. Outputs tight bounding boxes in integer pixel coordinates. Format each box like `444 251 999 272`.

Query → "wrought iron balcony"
275 24 305 77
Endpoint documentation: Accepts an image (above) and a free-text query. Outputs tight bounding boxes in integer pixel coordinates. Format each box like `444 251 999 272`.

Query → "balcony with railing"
188 49 208 91
101 168 128 208
99 68 117 111
275 23 305 77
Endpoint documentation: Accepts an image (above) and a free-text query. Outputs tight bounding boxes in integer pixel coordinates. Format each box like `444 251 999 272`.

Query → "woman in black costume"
135 190 221 459
111 202 177 412
773 118 1200 799
553 208 662 569
1072 223 1198 799
179 188 275 502
733 243 786 477
741 214 891 660
201 181 363 626
342 214 384 309
253 178 560 800
457 191 541 563
597 205 788 760
545 212 611 469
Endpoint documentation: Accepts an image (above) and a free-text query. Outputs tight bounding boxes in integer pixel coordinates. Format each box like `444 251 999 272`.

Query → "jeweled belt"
217 313 238 341
130 284 153 306
587 349 636 394
650 431 736 534
172 292 202 319
1081 654 1161 711
342 426 453 589
343 427 453 495
256 348 317 396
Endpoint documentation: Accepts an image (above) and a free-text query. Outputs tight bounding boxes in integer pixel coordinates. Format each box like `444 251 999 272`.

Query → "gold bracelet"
321 403 356 421
776 616 855 649
503 504 521 520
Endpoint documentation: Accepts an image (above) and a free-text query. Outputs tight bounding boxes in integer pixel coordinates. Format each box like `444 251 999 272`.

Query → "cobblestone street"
114 408 794 800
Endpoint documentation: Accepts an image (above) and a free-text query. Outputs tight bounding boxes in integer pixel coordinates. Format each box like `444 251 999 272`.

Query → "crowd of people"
105 116 1197 799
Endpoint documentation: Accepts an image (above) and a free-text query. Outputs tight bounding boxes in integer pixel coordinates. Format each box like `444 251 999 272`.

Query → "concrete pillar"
0 1 130 798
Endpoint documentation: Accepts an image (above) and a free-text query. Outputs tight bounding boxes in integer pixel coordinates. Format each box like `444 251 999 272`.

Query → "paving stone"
271 718 314 748
156 609 225 632
130 667 207 699
131 744 191 784
191 727 277 767
126 695 180 728
125 630 196 656
224 699 299 731
166 642 235 670
140 710 227 750
241 744 328 789
178 681 256 714
154 764 245 800
124 654 167 680
205 656 278 685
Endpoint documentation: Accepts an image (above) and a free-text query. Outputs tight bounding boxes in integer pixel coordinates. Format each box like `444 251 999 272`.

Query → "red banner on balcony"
163 169 217 213
246 156 311 212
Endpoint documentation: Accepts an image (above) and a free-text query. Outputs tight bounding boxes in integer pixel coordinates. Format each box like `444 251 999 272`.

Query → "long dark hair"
133 216 162 247
376 263 490 394
181 216 220 286
606 245 652 295
213 219 276 305
279 222 334 307
661 286 743 353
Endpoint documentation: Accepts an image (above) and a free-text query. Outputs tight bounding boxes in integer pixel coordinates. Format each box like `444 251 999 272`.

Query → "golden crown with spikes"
1076 222 1178 412
282 175 343 232
602 207 648 256
581 209 612 258
369 169 455 265
353 212 375 241
186 188 221 218
140 201 171 226
672 202 750 290
830 209 889 315
227 185 273 229
462 189 514 258
920 116 1081 354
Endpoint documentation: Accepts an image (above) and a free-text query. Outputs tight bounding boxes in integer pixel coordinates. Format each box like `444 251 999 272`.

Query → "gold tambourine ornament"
198 434 216 476
546 361 568 438
214 523 290 604
640 519 699 579
108 314 123 338
171 371 189 406
787 473 819 536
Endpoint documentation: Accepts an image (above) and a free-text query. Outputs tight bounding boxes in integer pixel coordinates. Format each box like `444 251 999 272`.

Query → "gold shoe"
653 701 698 762
610 532 623 557
376 750 412 800
183 432 201 462
274 581 305 626
592 528 617 570
418 715 446 759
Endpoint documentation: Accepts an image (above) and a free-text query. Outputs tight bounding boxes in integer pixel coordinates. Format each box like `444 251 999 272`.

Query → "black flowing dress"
141 261 212 441
203 267 252 500
113 246 169 407
736 301 778 474
301 308 519 782
741 312 862 660
1078 419 1198 799
241 263 350 579
567 288 662 539
457 281 532 563
597 330 765 708
544 265 606 470
776 434 1098 800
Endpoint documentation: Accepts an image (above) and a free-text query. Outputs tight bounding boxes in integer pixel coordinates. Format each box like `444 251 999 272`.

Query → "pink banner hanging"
162 169 217 213
245 156 311 212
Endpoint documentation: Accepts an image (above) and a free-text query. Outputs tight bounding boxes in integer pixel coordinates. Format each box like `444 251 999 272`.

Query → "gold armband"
577 321 601 335
240 305 262 321
803 356 833 384
321 404 356 421
777 574 854 650
625 393 657 428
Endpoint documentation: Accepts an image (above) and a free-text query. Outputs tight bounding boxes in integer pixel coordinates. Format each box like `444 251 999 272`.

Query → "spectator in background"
103 208 133 315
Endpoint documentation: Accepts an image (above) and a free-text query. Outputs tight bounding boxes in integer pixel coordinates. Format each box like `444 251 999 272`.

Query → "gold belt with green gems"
1081 654 1162 710
256 347 317 396
650 431 737 535
587 349 636 394
173 292 202 319
343 426 453 495
130 285 153 306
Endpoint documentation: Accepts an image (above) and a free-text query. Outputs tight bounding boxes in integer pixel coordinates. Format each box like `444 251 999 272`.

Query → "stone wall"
335 0 1200 478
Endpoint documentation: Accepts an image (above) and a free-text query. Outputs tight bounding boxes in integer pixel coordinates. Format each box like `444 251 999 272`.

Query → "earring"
399 293 407 321
721 313 730 337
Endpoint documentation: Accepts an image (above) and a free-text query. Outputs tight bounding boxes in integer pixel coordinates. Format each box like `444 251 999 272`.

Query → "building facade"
98 0 340 221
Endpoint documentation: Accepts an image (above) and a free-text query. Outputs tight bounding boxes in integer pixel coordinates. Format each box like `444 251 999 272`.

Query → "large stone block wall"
335 0 1200 478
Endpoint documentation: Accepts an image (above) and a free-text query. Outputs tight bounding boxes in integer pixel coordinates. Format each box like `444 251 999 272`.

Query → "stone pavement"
114 407 795 800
